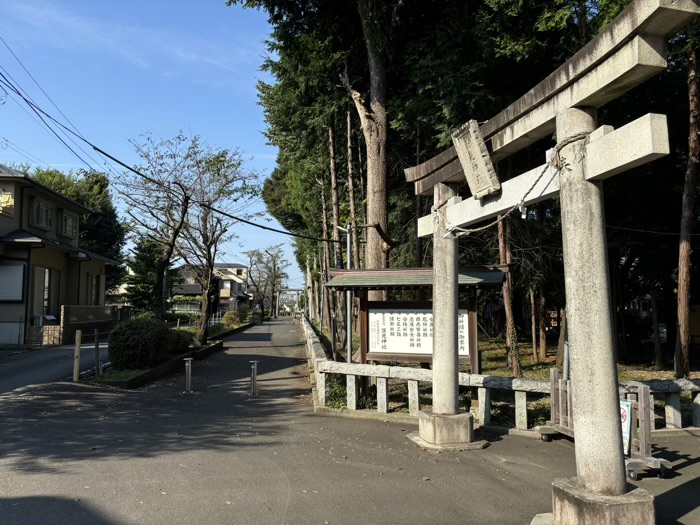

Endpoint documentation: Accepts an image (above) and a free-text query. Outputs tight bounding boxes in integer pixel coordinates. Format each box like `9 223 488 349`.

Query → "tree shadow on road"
0 349 312 475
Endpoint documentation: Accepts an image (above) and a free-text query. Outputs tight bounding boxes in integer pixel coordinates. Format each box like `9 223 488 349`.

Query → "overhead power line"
0 37 121 176
0 78 348 244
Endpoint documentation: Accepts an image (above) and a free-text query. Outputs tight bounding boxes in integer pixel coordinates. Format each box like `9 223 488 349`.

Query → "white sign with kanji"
368 309 469 356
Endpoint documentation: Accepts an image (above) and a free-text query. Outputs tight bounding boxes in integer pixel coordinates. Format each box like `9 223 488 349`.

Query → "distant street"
0 343 109 394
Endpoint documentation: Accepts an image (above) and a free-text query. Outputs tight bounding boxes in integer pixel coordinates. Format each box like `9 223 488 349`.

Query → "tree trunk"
347 110 361 270
556 306 567 368
651 286 664 370
306 256 314 322
354 0 389 301
319 176 332 332
198 279 212 344
539 288 547 360
676 45 699 379
498 216 520 376
329 125 342 268
530 287 538 362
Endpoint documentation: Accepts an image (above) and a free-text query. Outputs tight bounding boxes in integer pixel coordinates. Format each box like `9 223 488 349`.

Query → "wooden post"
94 328 100 377
72 330 82 382
468 292 480 374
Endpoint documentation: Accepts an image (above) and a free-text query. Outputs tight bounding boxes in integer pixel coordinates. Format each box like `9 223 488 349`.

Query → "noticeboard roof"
325 266 506 291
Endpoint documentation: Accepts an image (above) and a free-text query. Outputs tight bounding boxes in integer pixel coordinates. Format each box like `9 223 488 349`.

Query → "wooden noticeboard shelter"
324 266 506 373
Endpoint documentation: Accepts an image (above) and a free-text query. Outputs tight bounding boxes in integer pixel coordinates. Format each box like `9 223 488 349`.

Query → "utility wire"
606 225 700 236
0 51 120 176
0 136 47 166
0 74 94 170
0 74 361 245
0 72 118 176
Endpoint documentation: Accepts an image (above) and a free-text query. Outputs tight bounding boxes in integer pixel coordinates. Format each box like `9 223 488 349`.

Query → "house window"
0 261 24 301
31 198 53 230
0 184 15 217
236 269 243 276
61 211 78 239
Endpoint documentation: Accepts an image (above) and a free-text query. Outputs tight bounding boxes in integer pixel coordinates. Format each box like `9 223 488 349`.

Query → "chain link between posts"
434 131 592 237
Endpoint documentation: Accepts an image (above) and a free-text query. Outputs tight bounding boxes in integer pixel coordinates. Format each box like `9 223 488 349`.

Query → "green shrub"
108 318 192 370
222 310 241 328
237 304 250 320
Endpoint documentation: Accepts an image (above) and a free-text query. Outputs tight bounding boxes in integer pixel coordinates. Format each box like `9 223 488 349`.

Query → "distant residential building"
171 262 251 313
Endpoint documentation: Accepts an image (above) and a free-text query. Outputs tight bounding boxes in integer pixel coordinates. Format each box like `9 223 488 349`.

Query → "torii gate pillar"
537 107 655 524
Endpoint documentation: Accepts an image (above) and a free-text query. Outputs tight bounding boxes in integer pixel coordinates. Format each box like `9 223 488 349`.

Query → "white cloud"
0 0 265 77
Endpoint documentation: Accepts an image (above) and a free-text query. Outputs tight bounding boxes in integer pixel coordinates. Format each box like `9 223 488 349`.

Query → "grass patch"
90 368 146 384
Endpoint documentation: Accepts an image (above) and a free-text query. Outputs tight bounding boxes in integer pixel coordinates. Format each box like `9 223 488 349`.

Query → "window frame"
30 198 53 231
60 210 79 239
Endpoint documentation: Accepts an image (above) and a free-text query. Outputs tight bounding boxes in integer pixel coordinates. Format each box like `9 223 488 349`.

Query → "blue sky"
0 0 307 290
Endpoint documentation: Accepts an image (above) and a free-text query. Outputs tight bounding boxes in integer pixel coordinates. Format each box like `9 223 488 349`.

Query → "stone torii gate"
404 2 700 524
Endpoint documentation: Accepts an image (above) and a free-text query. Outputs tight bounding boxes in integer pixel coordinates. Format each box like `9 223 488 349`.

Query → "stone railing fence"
302 318 700 432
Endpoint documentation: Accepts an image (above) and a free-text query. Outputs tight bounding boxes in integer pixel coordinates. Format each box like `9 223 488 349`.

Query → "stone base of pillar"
531 477 655 525
407 410 488 451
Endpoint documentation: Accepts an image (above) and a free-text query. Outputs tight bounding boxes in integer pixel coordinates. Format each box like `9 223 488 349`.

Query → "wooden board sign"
368 308 469 356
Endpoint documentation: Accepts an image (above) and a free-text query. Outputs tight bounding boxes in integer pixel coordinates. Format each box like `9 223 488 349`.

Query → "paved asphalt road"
0 319 698 525
0 342 109 394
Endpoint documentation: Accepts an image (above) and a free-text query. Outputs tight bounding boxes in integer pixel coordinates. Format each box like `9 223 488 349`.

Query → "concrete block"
665 392 682 429
693 392 700 428
418 410 473 445
515 390 528 430
408 380 420 416
409 410 487 450
347 375 358 410
552 477 655 525
377 377 388 414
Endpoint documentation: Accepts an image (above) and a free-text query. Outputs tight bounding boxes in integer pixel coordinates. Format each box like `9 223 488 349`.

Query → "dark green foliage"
237 304 251 320
222 310 241 328
108 318 191 370
124 238 162 313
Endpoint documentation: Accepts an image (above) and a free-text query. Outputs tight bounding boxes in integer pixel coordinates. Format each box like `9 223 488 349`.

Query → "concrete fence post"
73 330 82 382
377 377 388 414
515 390 528 430
408 380 420 415
317 372 327 406
665 392 682 429
693 392 700 428
478 387 491 426
347 375 358 410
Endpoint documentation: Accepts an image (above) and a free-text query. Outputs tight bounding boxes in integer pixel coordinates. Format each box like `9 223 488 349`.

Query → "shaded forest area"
231 0 700 378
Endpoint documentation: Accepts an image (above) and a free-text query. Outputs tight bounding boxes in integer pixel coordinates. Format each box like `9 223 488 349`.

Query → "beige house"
0 165 116 345
171 263 251 313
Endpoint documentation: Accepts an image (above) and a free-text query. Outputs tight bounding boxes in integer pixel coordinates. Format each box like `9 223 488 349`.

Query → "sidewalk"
0 318 697 525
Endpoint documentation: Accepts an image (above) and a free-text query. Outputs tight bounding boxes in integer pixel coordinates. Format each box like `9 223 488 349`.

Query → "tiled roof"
325 266 506 290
